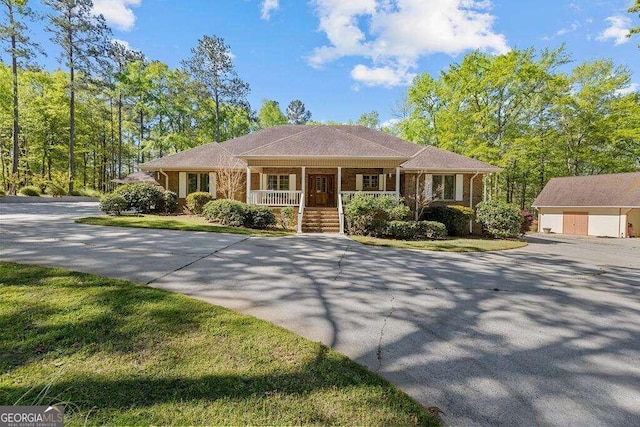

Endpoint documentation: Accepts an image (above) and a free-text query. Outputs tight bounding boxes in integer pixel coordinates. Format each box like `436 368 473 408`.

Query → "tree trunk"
8 3 20 194
0 145 7 191
214 91 220 143
139 109 144 163
118 93 122 178
68 34 76 194
11 29 19 181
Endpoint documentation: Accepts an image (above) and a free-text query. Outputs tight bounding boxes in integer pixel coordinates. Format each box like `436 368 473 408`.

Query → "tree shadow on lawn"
0 262 433 425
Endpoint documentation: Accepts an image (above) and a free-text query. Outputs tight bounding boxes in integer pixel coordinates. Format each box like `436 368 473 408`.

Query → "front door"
308 174 335 207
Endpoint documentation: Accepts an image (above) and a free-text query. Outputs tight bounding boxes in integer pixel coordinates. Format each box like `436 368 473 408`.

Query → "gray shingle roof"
139 125 501 172
532 172 640 207
237 126 409 158
139 142 245 170
400 146 502 172
222 125 306 155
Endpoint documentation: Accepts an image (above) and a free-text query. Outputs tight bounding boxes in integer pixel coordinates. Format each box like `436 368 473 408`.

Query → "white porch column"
395 167 401 200
301 166 306 197
337 167 342 194
246 166 252 204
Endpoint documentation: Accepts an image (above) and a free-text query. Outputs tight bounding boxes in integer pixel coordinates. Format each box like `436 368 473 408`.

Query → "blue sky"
24 0 640 125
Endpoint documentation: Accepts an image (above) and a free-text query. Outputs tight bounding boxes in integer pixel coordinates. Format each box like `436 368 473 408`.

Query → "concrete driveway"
1 202 639 426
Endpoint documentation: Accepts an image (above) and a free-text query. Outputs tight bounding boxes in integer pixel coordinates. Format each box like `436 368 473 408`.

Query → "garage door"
563 212 588 235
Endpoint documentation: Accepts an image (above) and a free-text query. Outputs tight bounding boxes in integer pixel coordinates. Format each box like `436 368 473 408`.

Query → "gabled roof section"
236 125 410 158
221 125 308 155
332 125 423 156
139 142 245 170
401 145 502 172
532 172 640 208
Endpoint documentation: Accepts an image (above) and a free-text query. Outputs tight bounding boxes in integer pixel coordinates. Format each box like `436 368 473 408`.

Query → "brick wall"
403 172 486 234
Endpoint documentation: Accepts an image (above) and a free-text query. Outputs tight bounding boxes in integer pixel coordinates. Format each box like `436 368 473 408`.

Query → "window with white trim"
266 175 289 191
362 175 379 190
188 173 209 194
433 174 455 200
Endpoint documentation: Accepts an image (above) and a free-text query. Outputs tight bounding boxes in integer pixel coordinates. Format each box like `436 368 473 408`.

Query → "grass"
0 262 437 426
351 235 527 252
76 215 294 237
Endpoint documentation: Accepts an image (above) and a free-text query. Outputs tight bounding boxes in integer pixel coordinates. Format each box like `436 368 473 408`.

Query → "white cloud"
351 64 416 87
616 82 639 96
556 22 580 36
381 118 401 128
93 0 141 32
308 0 509 88
597 15 631 45
261 0 279 20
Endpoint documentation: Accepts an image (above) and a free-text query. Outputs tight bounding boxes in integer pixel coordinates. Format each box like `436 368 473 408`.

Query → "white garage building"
532 172 640 238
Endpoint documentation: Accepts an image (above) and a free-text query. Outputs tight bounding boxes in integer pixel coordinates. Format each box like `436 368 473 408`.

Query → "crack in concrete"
375 295 395 373
145 236 251 285
333 239 352 281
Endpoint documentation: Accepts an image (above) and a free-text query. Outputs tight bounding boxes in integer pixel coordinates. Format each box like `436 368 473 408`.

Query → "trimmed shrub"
163 190 179 215
19 186 40 197
0 189 5 197
115 183 165 213
99 193 127 216
421 205 474 236
280 207 295 230
344 194 409 236
382 220 447 240
521 210 534 234
186 191 213 215
475 200 523 238
245 205 276 229
202 199 247 227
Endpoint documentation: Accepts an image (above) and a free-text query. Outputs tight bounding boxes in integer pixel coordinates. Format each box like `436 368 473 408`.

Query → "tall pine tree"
44 0 110 193
182 35 249 143
1 0 42 192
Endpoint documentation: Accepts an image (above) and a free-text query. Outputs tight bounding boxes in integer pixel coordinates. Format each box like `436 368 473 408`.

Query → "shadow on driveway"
1 203 639 425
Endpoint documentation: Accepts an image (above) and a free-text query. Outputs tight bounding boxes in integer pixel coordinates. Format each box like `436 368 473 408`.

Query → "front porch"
245 166 401 208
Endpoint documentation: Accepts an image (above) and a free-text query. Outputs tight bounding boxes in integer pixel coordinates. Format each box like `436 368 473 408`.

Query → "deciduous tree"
257 99 286 128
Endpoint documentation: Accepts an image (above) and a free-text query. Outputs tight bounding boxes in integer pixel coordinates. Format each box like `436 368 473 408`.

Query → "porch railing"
250 190 302 206
297 193 305 234
338 193 345 234
340 191 397 204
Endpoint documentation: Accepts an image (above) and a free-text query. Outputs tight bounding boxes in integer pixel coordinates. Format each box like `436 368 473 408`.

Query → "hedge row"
202 199 276 229
100 183 178 215
344 194 446 240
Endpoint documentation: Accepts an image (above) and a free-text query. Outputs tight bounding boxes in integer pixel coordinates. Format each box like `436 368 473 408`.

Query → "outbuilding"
532 172 640 238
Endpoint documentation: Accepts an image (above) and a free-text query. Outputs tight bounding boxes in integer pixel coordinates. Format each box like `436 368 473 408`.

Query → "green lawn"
0 262 437 426
76 215 293 237
351 235 527 252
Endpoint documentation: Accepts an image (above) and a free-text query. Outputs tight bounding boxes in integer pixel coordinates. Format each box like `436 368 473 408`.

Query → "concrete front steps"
302 207 341 233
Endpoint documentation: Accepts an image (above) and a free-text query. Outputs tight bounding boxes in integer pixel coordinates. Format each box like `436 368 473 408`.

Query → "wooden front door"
563 212 588 235
308 174 335 207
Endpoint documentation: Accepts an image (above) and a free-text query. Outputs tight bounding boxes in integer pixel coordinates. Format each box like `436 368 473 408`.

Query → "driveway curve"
1 202 639 426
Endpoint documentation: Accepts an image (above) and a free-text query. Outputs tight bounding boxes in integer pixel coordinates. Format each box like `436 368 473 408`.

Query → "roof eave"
400 167 502 173
140 165 245 171
237 155 410 161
